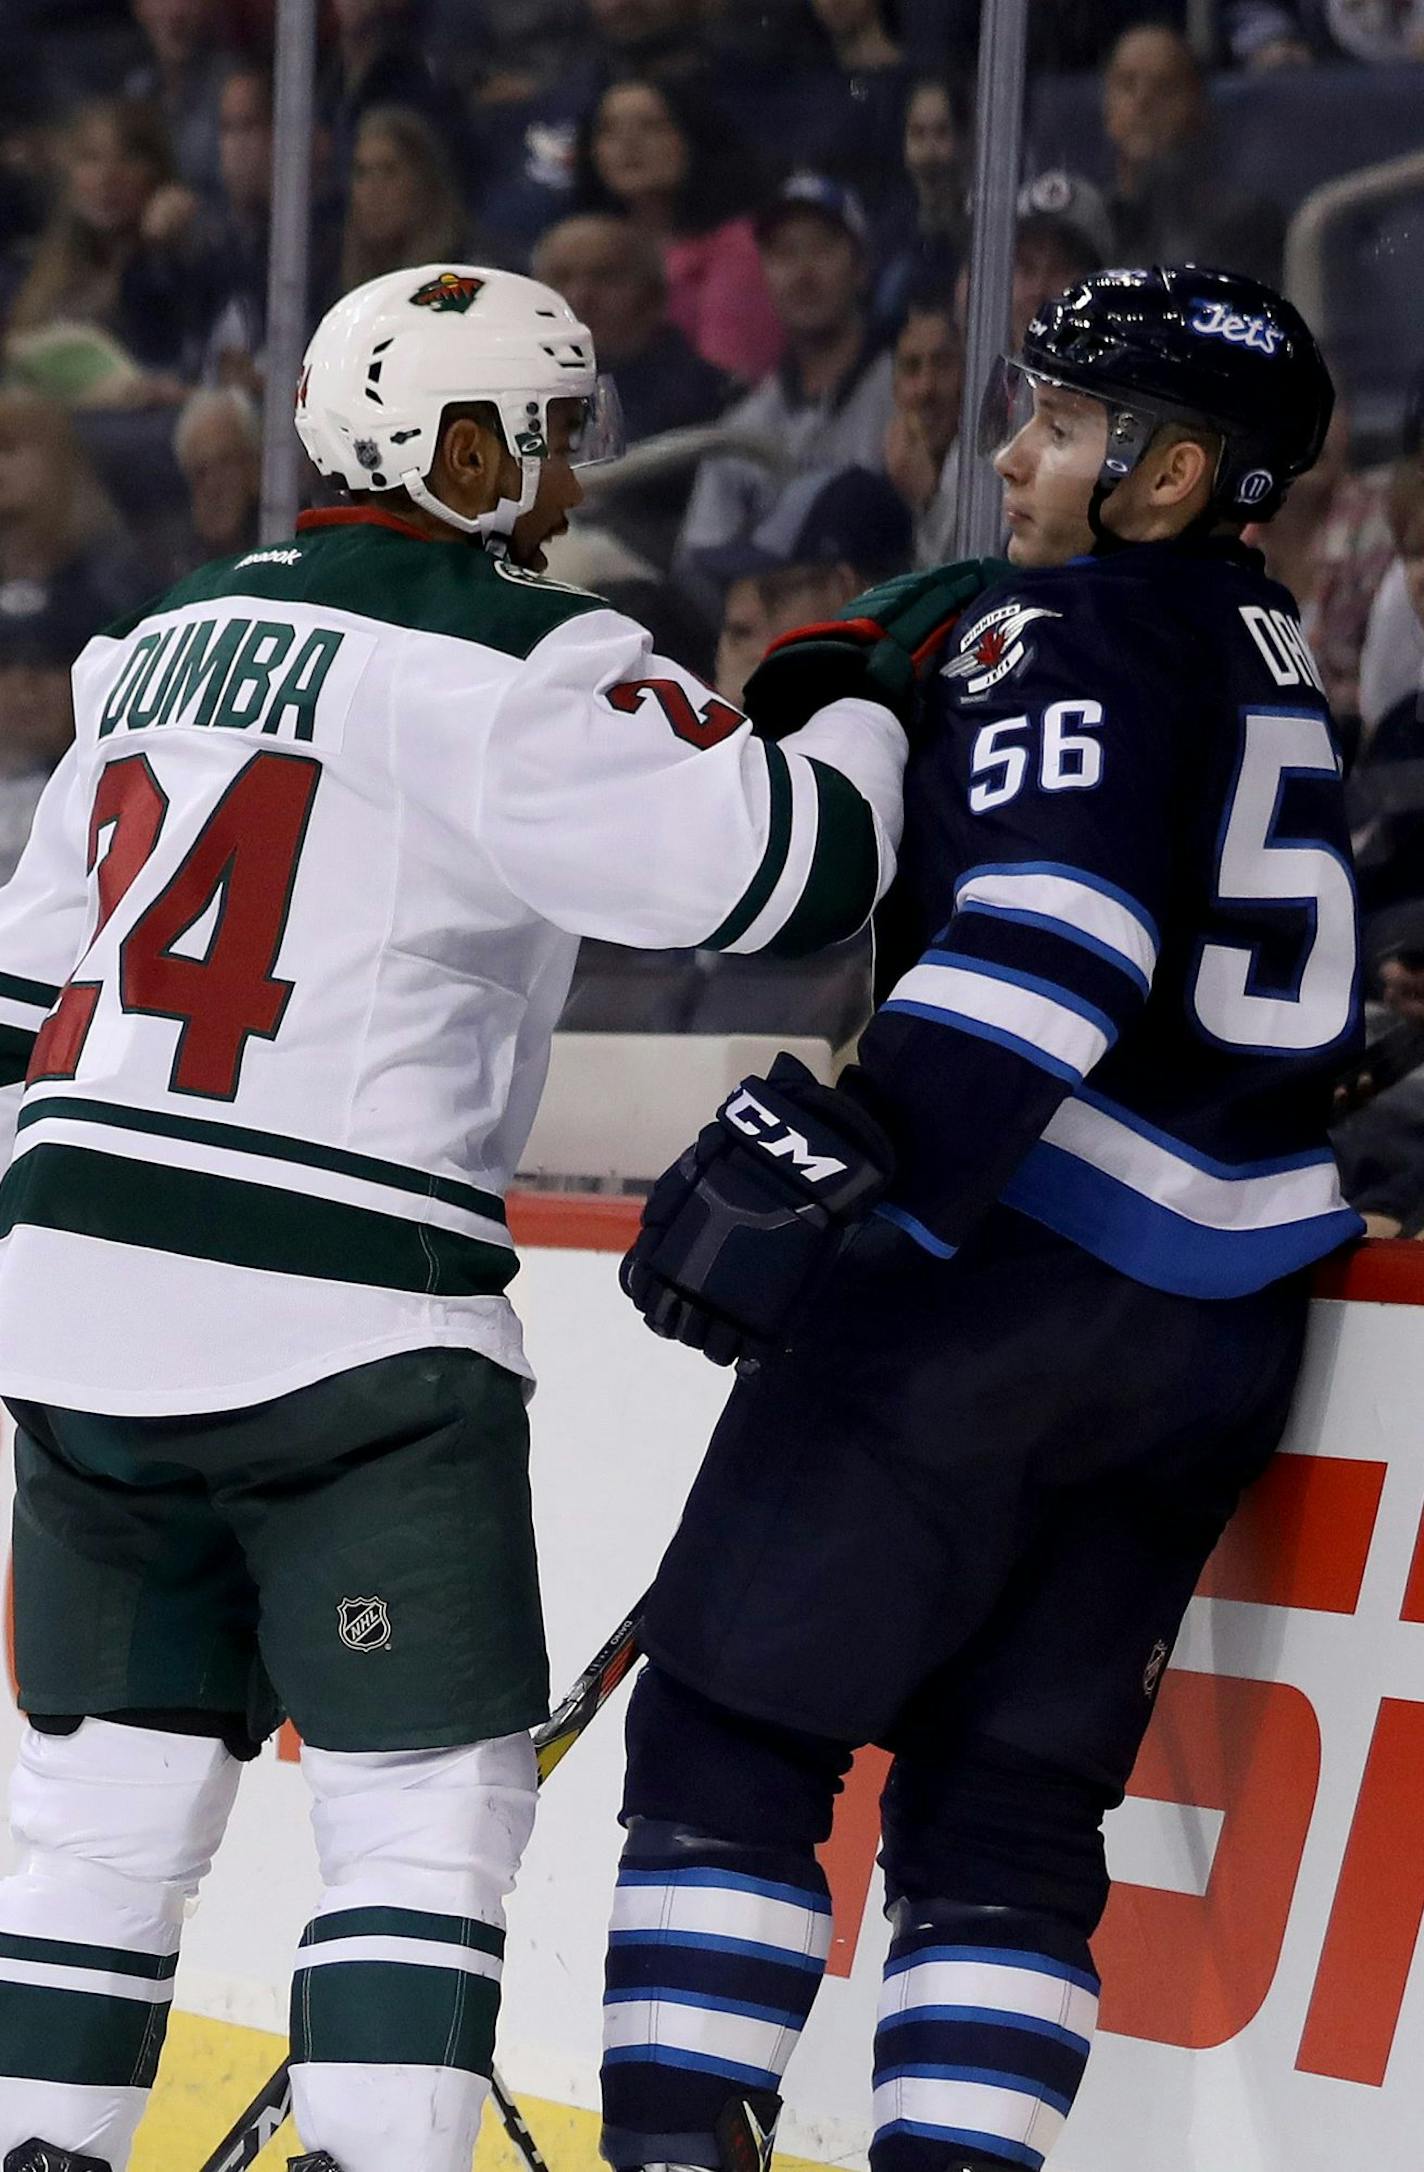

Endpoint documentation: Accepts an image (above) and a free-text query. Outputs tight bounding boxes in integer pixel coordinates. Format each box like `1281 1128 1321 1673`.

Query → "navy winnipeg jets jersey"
857 537 1364 1298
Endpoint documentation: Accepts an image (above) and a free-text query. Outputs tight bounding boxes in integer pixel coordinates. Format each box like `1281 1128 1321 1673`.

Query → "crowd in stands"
0 0 1421 1221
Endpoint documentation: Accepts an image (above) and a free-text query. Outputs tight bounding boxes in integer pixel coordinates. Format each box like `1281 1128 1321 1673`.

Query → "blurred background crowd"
0 0 1422 1223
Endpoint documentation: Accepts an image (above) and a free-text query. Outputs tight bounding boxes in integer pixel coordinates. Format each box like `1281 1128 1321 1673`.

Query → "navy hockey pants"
601 1208 1310 2172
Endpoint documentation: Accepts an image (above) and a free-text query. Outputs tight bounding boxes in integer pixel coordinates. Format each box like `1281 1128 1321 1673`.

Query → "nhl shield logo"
339 1596 392 1652
409 270 484 314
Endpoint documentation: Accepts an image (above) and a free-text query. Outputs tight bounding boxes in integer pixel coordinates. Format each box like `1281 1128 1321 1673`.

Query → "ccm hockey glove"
620 1053 894 1367
741 556 1014 738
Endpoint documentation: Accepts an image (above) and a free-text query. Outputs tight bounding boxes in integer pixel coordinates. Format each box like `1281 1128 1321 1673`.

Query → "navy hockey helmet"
980 264 1335 529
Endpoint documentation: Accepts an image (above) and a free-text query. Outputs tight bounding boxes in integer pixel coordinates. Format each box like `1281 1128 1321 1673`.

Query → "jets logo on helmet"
409 269 485 314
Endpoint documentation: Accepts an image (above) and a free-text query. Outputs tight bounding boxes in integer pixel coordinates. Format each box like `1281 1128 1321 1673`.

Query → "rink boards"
3 1212 1424 2170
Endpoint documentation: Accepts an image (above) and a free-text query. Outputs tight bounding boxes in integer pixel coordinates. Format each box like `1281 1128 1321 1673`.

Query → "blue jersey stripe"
609 1930 826 1971
952 859 1162 950
954 901 1152 999
920 952 1120 1042
881 1001 1083 1087
873 2121 1043 2169
1002 1139 1363 1299
615 1867 830 1913
872 2063 1073 2117
882 1945 1100 1995
602 2044 782 2089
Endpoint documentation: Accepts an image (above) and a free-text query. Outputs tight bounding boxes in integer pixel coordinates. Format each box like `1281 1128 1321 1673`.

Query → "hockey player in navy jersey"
601 267 1363 2172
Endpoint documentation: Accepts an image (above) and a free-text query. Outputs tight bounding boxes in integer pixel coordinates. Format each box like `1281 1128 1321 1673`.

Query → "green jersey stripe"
290 1956 500 2074
0 1930 178 1980
301 1907 505 1959
0 1141 518 1299
0 970 59 1009
17 1096 507 1228
765 757 880 958
0 1979 170 2087
0 1023 35 1090
701 741 794 952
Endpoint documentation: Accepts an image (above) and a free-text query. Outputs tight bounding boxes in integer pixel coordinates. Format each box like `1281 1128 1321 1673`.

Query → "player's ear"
433 416 507 518
1154 433 1213 510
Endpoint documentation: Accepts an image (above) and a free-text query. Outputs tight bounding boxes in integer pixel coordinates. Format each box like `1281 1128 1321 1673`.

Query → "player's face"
994 380 1107 566
508 400 586 573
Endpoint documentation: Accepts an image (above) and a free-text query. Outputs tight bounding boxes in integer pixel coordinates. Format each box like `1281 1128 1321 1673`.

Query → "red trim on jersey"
296 506 435 542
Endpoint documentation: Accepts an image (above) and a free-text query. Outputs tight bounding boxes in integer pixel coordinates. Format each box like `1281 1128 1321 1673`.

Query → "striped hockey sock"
601 1832 832 2168
0 1865 179 2165
870 1921 1100 2172
290 1901 504 2165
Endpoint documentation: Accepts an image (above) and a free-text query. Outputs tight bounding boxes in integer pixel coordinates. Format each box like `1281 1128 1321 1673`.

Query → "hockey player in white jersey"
0 265 980 2172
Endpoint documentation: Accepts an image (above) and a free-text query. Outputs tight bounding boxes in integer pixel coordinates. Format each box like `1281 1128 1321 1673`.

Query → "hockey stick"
195 1595 648 2172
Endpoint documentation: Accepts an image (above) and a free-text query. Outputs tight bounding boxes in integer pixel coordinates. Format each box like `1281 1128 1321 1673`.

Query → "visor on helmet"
568 376 625 468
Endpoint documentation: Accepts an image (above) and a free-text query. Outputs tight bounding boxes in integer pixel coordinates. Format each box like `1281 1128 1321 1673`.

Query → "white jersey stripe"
728 745 821 956
0 1956 175 2004
10 1111 511 1249
1040 1094 1346 1232
294 1934 502 1981
877 1957 1098 2042
873 2073 1066 2158
955 869 1158 986
612 1879 832 1960
604 1995 799 2074
886 961 1111 1081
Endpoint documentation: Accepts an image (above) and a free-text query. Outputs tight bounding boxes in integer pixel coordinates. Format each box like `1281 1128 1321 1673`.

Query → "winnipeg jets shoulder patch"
942 600 1061 698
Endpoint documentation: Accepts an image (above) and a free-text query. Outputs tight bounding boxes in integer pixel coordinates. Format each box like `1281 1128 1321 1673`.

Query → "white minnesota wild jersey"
0 507 904 1413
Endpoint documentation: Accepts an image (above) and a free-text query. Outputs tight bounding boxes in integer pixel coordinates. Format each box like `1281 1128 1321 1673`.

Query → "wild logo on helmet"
410 271 485 313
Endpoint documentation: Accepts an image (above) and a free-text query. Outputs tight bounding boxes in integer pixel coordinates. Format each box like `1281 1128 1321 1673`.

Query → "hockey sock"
0 1722 239 2170
870 1914 1100 2172
601 1825 833 2170
290 1735 536 2172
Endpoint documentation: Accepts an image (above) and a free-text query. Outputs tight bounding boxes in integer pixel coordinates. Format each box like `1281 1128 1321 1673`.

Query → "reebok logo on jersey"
722 1088 848 1183
943 602 1061 697
339 1596 392 1651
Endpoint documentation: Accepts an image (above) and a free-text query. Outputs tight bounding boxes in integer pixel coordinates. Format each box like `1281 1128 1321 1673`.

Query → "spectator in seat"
572 72 783 384
335 105 471 303
466 0 716 262
1247 399 1393 732
532 213 732 442
1333 904 1424 1237
883 289 963 566
803 0 912 207
124 0 231 200
1321 0 1424 59
174 383 261 566
0 594 86 884
949 195 1103 361
1347 455 1424 925
320 0 467 181
676 173 895 594
5 97 212 393
1101 24 1285 285
198 63 277 387
871 73 970 335
0 388 142 878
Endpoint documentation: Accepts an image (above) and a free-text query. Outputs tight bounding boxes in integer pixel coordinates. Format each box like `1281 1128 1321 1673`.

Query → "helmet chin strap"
398 454 542 544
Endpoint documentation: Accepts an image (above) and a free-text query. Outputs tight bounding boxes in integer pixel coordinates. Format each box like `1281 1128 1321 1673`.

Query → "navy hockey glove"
740 557 1013 738
620 1052 894 1367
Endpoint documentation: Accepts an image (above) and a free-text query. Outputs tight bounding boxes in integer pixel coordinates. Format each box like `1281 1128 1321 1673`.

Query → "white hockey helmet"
293 263 624 541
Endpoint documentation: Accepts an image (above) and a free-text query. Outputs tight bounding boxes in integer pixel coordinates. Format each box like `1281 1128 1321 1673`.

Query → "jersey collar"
296 505 443 543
